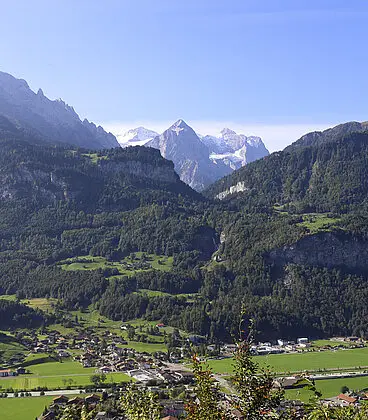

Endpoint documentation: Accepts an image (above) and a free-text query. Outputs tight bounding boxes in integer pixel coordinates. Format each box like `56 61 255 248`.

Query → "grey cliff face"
0 71 119 150
0 157 181 208
267 231 368 271
99 159 179 184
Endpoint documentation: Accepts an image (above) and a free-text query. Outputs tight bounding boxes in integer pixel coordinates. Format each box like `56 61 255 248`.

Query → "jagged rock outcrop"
215 181 248 200
99 156 180 184
0 71 119 149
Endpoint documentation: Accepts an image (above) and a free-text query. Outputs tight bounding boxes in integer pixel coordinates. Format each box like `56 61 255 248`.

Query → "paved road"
2 388 110 398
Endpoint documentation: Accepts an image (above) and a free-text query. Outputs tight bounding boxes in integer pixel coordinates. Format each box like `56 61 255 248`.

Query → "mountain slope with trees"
2 121 368 342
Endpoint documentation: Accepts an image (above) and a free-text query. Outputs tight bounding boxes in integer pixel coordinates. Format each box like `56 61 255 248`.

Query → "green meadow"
297 213 341 234
58 253 173 276
0 372 131 391
208 347 368 375
0 333 27 359
0 354 131 392
0 395 57 420
285 376 368 401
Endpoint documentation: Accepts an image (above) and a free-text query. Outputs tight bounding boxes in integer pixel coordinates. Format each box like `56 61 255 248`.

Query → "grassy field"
21 298 57 312
208 347 368 375
58 253 173 276
0 395 57 420
82 152 107 164
0 372 131 391
0 333 27 361
27 359 94 376
312 339 351 348
298 213 341 234
120 342 167 353
0 356 131 391
137 289 199 301
0 295 57 313
0 295 16 301
285 376 368 401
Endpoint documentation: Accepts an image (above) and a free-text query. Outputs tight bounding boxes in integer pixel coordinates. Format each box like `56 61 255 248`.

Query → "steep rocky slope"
0 71 119 149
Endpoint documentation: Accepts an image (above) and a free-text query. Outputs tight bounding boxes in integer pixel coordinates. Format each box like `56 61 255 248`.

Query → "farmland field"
297 213 341 233
207 347 368 374
0 295 57 313
0 358 131 391
0 372 131 391
0 395 57 420
285 376 368 401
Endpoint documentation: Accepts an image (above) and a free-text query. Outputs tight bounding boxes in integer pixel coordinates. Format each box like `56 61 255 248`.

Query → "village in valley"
1 298 368 419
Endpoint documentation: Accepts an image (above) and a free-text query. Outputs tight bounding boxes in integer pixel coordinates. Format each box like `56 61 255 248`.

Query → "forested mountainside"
285 120 368 151
205 126 368 213
2 121 368 341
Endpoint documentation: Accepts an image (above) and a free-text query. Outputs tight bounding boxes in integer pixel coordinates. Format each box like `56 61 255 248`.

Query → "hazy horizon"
101 119 343 152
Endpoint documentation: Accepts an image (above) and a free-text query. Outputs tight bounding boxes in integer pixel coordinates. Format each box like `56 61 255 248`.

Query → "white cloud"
100 119 340 152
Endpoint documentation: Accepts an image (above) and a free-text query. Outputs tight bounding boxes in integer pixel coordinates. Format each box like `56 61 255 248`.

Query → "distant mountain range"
0 71 119 150
118 120 269 190
0 70 269 190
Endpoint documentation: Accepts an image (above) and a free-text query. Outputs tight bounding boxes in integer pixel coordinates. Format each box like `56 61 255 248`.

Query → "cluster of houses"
38 392 187 420
0 367 26 377
246 336 365 356
38 393 120 420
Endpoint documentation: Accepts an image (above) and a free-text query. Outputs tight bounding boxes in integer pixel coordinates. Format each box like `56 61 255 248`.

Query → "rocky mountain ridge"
0 71 119 150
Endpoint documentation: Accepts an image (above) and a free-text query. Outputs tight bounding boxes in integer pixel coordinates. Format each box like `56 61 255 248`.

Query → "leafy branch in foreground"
232 310 284 419
120 384 162 420
185 354 227 420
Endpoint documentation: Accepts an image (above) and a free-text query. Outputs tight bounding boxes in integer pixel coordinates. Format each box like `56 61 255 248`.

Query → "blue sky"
1 0 368 150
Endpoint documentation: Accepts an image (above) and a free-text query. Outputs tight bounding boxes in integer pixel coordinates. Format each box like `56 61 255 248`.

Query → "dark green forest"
2 118 368 341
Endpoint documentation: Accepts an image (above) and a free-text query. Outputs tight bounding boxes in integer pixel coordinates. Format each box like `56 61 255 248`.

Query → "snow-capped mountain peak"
220 128 237 138
201 128 269 171
170 119 191 135
118 127 159 147
113 119 269 190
